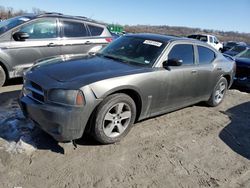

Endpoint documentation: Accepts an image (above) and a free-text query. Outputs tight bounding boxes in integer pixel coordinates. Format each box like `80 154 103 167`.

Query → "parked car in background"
19 33 235 144
0 12 112 87
222 41 237 52
187 34 223 51
234 48 250 90
224 45 249 57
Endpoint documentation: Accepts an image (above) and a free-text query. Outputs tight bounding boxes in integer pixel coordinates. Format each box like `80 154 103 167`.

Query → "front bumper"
19 95 89 142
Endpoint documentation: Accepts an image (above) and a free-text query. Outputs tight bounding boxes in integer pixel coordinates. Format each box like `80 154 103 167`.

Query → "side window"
62 20 88 38
209 36 214 43
168 44 194 65
198 46 216 64
19 19 57 39
87 24 104 36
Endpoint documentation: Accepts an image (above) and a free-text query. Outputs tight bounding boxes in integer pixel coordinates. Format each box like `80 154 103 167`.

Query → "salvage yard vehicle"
187 34 223 51
224 45 249 57
0 12 112 87
233 48 250 89
19 33 235 144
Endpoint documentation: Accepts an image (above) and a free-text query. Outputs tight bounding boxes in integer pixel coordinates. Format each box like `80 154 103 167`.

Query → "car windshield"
229 45 246 53
0 16 31 35
236 49 250 58
98 36 167 66
226 42 237 47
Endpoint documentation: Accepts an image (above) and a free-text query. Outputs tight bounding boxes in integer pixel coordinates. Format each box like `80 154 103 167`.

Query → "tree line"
0 6 44 20
124 25 250 44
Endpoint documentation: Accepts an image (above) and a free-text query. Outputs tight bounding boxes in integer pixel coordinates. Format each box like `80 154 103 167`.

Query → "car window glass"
237 49 250 58
62 20 88 37
168 44 194 65
209 36 213 43
19 19 57 39
87 24 104 36
198 46 216 64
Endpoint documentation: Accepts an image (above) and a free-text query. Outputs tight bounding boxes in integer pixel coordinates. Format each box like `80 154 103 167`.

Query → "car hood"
235 57 250 67
30 55 151 85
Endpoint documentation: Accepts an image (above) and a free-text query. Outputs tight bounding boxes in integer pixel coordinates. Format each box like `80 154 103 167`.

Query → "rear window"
87 24 104 36
62 20 88 37
198 46 216 64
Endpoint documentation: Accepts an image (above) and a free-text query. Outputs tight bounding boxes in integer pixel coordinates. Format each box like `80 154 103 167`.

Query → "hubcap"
103 102 132 138
214 82 226 104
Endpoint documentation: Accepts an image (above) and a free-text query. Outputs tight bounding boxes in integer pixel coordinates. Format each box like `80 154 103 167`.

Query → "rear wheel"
206 77 228 107
0 65 6 87
93 93 136 144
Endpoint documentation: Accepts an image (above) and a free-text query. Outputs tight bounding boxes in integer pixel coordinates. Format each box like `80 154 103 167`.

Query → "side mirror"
214 41 219 44
163 58 183 68
13 32 29 41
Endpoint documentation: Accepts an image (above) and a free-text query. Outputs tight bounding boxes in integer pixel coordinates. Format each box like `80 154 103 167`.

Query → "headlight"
47 89 85 106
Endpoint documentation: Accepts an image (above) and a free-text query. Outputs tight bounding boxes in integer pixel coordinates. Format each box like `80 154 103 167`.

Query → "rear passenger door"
195 45 217 99
59 19 106 55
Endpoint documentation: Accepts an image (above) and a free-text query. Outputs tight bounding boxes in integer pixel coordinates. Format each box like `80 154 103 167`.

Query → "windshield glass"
0 16 31 35
236 49 250 58
230 45 246 53
99 36 167 66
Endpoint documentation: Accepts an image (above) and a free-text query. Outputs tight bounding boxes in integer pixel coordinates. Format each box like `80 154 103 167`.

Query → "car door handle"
217 67 222 71
47 43 56 47
191 70 197 74
84 41 92 45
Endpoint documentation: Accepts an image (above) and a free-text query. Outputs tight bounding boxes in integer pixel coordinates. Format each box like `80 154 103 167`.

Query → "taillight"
105 38 113 43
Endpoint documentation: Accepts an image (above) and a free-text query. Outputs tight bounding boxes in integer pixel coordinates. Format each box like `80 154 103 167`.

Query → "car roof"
125 33 209 46
30 12 105 25
125 33 182 43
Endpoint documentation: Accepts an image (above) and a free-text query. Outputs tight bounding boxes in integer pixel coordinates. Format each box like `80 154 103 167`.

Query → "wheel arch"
0 61 9 79
223 74 231 88
108 88 142 122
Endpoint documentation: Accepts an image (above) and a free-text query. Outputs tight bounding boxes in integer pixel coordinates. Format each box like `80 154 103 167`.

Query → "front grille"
24 80 45 103
236 66 250 78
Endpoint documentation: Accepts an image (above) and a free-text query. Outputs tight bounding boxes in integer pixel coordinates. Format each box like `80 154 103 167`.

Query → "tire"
93 93 136 144
206 77 228 107
0 65 6 87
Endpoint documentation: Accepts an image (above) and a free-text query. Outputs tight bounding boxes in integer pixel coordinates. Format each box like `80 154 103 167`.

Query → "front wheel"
93 93 136 144
206 77 228 107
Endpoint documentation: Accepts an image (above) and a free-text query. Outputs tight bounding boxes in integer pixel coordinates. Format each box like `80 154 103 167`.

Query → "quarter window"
198 46 216 64
62 20 88 37
168 44 194 65
87 24 104 36
19 19 57 39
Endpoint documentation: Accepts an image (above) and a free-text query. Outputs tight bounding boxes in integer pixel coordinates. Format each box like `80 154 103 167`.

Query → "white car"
188 34 223 51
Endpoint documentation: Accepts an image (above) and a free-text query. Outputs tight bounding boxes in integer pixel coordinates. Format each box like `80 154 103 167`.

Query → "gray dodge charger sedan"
19 33 235 144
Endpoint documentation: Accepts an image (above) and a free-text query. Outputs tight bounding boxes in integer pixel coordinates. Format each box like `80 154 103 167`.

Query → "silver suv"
0 12 112 86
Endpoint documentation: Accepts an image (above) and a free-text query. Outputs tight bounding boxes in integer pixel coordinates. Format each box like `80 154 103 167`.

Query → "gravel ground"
0 82 250 188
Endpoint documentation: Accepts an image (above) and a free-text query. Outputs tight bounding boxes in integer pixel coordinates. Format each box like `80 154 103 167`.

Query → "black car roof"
125 33 182 43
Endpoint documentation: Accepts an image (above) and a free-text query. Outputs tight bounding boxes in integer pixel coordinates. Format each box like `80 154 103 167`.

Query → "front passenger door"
7 18 61 69
155 44 200 112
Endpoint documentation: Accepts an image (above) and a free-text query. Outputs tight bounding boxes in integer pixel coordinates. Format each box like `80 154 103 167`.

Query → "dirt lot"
0 81 250 188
